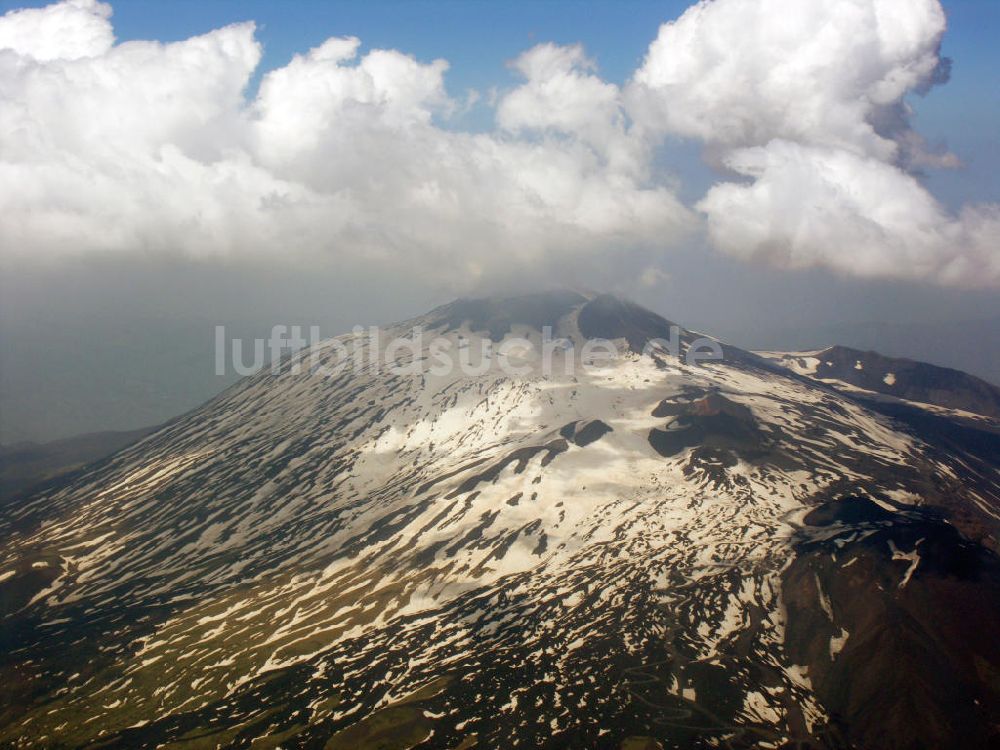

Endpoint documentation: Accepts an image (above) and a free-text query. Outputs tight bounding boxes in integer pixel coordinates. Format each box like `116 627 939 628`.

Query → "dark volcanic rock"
429 290 588 341
814 345 1000 419
648 393 765 460
801 496 897 527
560 419 613 447
784 497 1000 750
648 425 698 458
651 387 712 417
577 294 680 354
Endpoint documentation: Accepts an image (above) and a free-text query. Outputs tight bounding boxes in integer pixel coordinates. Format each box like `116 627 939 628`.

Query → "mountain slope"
757 345 1000 420
0 427 158 503
1 292 999 749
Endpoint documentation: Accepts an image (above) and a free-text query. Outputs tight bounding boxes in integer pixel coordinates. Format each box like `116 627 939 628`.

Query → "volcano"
2 291 999 749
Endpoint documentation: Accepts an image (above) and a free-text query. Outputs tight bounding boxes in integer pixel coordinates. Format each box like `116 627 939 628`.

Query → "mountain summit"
2 293 999 749
424 290 703 353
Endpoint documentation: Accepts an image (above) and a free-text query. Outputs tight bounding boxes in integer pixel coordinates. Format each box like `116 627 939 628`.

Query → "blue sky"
58 1 705 87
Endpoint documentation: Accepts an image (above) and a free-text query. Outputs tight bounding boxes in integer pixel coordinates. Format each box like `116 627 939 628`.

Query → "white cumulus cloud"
0 0 692 286
630 0 947 160
698 140 999 284
0 0 996 289
0 0 113 61
629 0 999 287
